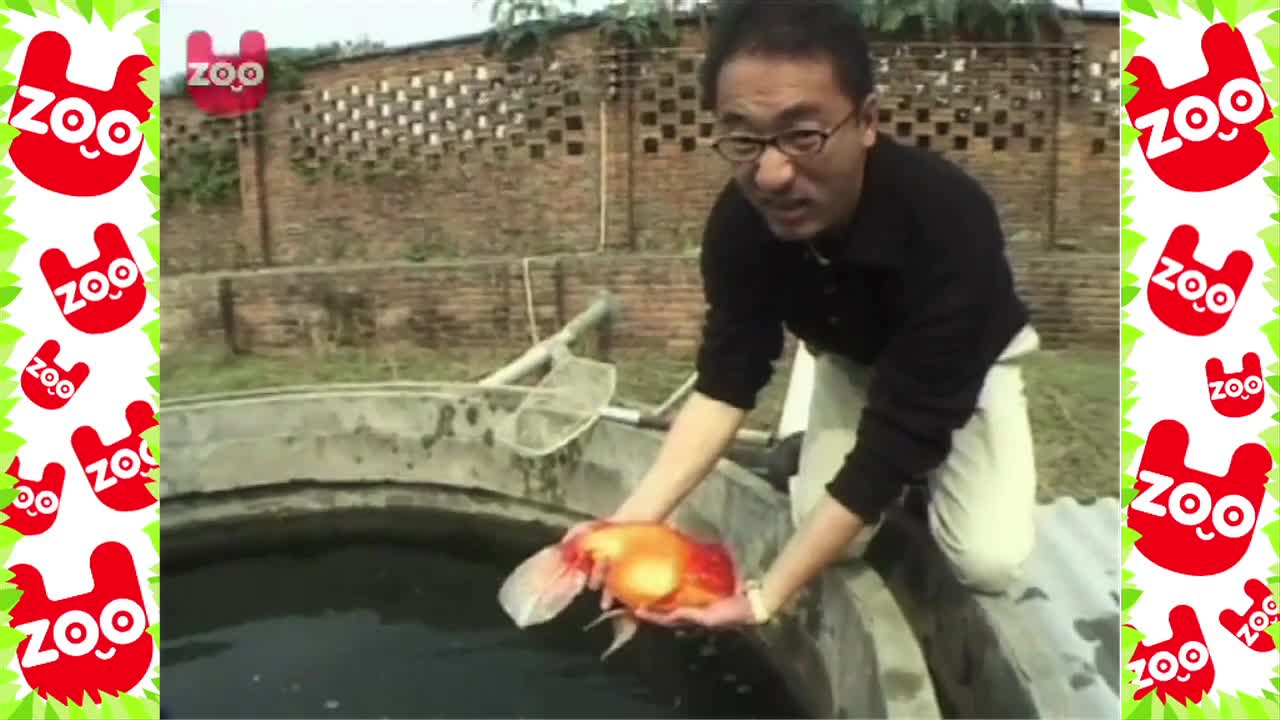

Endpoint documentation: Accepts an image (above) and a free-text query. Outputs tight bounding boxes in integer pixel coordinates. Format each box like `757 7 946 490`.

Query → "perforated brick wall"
160 16 1122 356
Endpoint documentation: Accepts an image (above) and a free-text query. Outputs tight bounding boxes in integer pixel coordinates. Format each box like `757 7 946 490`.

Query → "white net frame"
492 346 618 457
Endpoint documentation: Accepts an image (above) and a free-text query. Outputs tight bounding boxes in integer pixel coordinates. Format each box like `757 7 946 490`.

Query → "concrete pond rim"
158 383 1085 718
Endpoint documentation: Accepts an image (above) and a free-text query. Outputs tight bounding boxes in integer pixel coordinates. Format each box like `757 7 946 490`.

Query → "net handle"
492 348 618 457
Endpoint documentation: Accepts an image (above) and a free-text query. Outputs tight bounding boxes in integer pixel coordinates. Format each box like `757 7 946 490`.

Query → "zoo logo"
1125 23 1272 192
186 30 269 117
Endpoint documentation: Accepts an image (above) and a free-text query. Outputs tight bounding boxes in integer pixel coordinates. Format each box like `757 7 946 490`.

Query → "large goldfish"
497 521 740 658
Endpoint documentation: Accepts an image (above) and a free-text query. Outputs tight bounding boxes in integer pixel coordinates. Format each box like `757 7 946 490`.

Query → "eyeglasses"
710 108 859 163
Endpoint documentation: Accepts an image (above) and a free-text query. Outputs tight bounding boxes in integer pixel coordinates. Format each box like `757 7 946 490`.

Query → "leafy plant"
477 0 582 59
599 0 682 49
849 0 1071 41
479 0 1073 57
162 130 240 207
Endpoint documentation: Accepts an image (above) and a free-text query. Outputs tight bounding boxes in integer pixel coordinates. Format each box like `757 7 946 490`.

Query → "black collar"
813 133 908 270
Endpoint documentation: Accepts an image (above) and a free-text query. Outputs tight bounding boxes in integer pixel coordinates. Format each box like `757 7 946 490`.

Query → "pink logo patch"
185 31 268 117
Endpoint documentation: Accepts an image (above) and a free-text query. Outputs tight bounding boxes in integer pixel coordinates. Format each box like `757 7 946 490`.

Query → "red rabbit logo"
1219 579 1278 653
9 542 154 705
71 400 157 513
41 223 146 335
1128 419 1272 576
1127 605 1214 705
1205 352 1265 418
1125 22 1272 192
1147 225 1252 337
21 340 89 410
0 457 65 537
6 31 152 197
185 31 269 117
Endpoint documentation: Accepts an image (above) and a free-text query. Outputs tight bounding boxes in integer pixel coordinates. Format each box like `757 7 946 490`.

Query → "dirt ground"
162 344 1118 501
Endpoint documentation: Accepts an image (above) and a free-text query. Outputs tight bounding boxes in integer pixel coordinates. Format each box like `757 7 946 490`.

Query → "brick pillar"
1049 16 1091 252
235 107 273 267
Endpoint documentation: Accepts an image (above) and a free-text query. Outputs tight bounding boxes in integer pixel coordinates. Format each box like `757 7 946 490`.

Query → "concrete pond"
160 382 1120 719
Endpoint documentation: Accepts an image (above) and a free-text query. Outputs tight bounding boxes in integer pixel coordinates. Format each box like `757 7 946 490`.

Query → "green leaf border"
0 1 160 718
1121 1 1280 719
0 6 28 715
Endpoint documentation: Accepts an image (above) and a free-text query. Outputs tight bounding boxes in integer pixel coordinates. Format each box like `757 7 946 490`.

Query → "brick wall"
162 251 1117 359
160 16 1121 358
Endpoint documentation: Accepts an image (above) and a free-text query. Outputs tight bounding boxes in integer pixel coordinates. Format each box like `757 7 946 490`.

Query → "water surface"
162 509 806 719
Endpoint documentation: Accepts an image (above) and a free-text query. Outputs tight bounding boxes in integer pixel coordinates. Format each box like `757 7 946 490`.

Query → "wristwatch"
742 579 772 624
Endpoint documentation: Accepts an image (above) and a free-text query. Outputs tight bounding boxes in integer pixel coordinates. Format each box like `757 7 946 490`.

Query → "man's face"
715 52 878 241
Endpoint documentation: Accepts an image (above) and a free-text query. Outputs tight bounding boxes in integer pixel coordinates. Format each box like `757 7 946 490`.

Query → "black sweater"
693 134 1029 523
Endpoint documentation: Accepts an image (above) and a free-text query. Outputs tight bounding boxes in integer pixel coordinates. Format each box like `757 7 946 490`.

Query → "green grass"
161 344 1119 501
1021 349 1120 501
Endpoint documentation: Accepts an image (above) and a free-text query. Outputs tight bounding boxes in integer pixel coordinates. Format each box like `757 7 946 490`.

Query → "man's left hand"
633 592 758 629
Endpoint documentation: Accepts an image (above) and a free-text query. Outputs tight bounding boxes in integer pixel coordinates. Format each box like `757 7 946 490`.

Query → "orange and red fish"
497 521 740 658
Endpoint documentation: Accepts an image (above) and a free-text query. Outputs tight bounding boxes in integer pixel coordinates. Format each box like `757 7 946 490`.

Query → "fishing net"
492 346 618 457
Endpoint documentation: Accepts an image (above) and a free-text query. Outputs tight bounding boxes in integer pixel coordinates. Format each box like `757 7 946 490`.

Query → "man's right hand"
561 393 747 609
560 520 613 606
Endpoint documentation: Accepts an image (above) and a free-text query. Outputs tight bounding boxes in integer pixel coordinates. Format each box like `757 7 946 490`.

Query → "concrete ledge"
161 385 941 719
866 505 1120 720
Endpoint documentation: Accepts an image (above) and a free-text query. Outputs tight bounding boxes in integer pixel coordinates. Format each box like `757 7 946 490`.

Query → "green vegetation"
161 130 240 208
161 37 390 207
476 0 1077 60
846 0 1074 40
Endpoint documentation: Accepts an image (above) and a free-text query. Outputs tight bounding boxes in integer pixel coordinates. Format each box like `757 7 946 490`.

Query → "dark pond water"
161 506 809 719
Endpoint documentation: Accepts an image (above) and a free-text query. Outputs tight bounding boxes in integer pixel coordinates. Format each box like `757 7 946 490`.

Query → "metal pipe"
598 405 774 447
654 371 699 417
479 291 772 448
598 99 608 252
478 290 619 387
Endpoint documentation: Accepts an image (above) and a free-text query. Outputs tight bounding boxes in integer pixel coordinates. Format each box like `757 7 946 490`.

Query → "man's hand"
756 491 866 612
633 592 759 629
611 392 749 524
625 493 867 634
556 520 615 606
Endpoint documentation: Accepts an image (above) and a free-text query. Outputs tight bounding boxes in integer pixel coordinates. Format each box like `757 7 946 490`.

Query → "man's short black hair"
698 0 876 113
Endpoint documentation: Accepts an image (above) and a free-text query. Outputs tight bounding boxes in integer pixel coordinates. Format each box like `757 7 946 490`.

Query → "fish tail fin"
583 607 628 631
498 545 587 628
601 614 639 660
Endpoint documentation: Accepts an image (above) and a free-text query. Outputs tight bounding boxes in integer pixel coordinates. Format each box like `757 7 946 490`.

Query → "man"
575 0 1041 628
